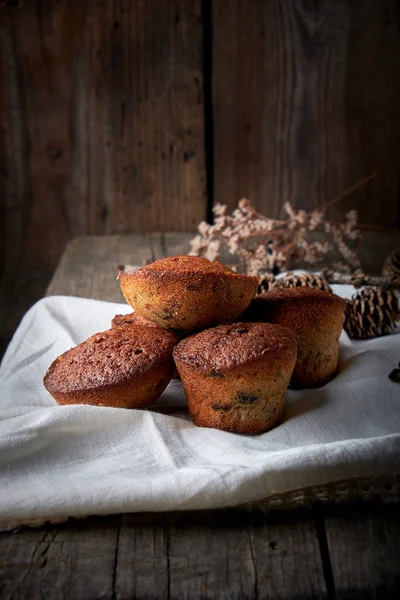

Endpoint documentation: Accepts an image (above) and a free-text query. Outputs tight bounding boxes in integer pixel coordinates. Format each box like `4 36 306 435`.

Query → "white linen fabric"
1 287 399 528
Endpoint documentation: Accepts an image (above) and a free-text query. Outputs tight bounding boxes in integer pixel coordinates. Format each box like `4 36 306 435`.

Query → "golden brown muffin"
43 325 178 408
173 322 297 433
118 255 259 334
242 287 346 388
112 312 163 329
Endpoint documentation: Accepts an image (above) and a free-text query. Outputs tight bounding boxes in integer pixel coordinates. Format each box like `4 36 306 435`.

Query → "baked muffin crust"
174 322 296 373
118 255 259 334
44 325 178 408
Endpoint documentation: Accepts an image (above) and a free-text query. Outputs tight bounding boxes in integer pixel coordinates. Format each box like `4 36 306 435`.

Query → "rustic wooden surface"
0 0 206 355
1 505 399 599
213 0 400 224
0 233 399 599
45 233 192 302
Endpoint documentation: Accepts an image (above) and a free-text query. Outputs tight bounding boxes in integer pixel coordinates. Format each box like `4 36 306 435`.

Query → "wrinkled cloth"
1 288 399 528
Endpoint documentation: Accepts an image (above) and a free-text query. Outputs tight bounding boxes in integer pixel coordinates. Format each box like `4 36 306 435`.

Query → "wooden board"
324 504 400 599
0 510 328 599
1 505 400 599
213 0 400 226
0 516 121 600
0 0 206 353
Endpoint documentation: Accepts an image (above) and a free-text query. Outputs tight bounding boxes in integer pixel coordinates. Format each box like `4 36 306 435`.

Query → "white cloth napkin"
1 288 400 528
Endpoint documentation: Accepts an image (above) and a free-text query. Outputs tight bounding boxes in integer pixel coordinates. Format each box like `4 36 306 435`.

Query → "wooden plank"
144 232 200 261
114 514 170 599
45 233 196 301
213 0 400 226
167 507 327 600
0 0 206 244
109 508 328 599
0 509 322 600
0 507 330 600
46 234 158 302
0 0 206 352
0 516 120 600
249 506 328 599
163 233 194 258
324 504 400 600
1 504 400 599
167 509 257 599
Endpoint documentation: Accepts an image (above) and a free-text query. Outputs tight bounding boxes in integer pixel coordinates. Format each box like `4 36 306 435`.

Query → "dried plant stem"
323 220 397 232
189 173 390 275
236 175 379 235
321 173 376 211
321 268 400 291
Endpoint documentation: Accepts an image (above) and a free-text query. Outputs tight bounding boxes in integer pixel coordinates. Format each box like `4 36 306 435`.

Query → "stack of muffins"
44 256 346 433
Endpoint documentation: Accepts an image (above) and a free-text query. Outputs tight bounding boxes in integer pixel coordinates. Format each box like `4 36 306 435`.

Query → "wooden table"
1 234 399 600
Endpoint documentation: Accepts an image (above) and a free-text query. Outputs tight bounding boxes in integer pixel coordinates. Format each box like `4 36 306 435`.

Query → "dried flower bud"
190 192 362 274
213 203 228 217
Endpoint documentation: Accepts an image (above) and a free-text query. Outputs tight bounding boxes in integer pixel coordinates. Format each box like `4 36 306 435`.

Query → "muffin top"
256 286 345 307
118 255 259 334
44 325 177 394
136 255 234 274
243 286 346 323
173 322 297 373
120 255 258 283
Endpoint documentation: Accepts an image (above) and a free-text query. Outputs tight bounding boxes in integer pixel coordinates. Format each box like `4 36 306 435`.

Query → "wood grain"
1 506 400 599
0 509 327 600
0 516 121 600
115 514 169 599
324 504 400 600
0 0 206 353
248 505 328 599
46 234 156 302
213 0 400 225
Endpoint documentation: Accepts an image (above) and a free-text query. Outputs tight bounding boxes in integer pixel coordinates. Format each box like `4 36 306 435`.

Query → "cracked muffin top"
173 322 297 374
242 286 346 332
118 255 259 334
44 325 178 394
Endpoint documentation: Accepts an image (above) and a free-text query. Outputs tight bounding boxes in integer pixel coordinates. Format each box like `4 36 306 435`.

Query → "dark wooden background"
1 0 400 355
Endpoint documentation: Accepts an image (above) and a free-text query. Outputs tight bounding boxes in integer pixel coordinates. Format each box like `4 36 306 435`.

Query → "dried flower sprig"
321 268 400 292
190 175 376 275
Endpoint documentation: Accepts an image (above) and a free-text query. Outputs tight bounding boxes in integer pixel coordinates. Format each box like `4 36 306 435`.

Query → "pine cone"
258 273 278 293
344 287 400 339
279 272 332 293
383 247 400 279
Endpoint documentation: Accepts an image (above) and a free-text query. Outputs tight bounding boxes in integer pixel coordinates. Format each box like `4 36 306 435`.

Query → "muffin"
44 325 178 408
242 287 346 388
173 322 297 433
118 255 259 334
